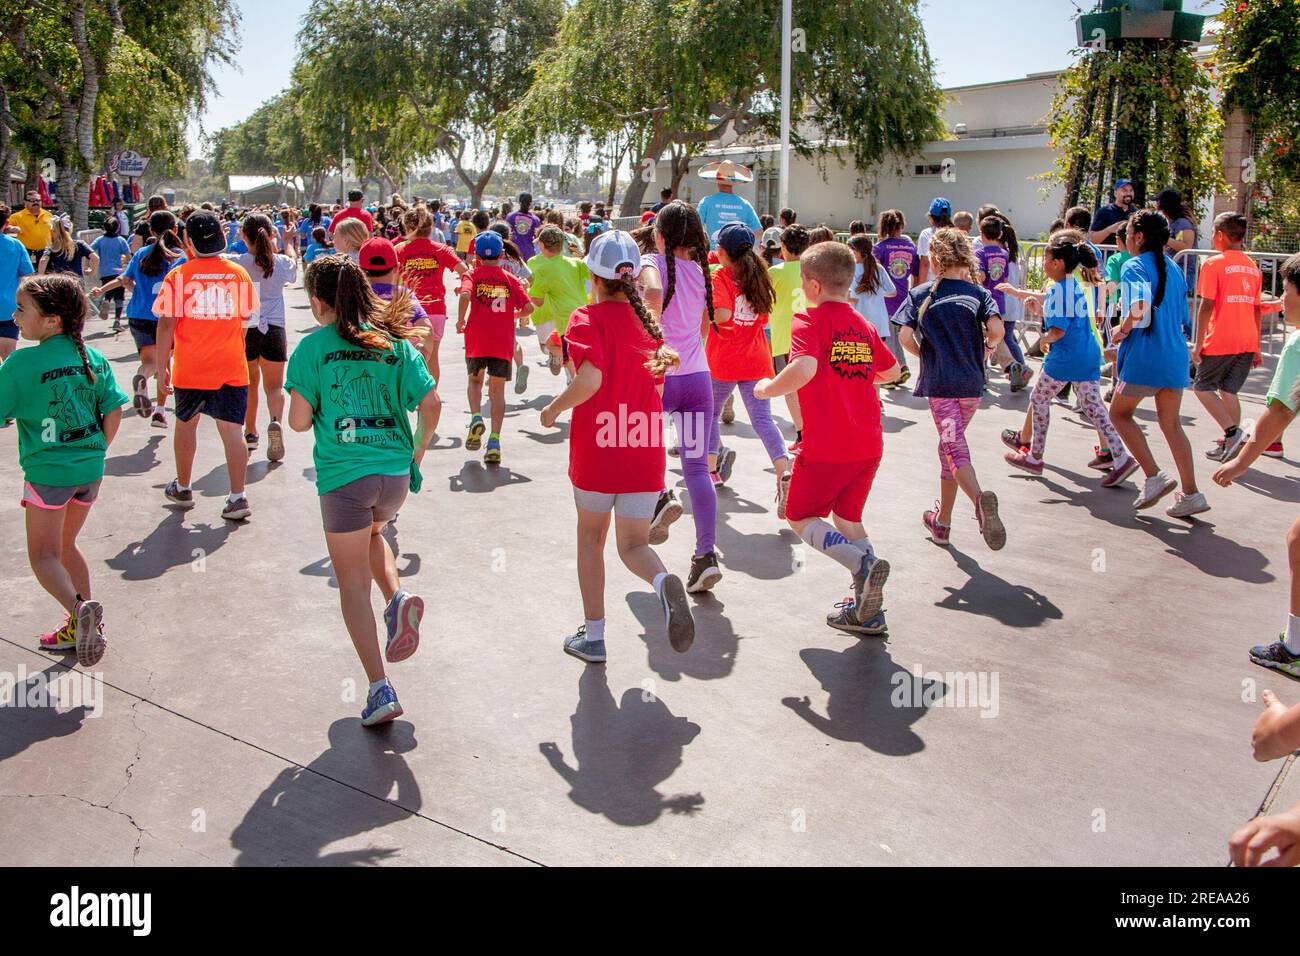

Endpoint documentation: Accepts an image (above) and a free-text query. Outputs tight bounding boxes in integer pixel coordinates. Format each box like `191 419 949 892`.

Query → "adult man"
696 160 761 249
328 189 373 236
1089 178 1137 246
0 203 35 368
7 191 54 268
651 187 673 214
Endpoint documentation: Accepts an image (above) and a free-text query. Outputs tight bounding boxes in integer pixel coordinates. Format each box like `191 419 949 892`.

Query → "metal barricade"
1174 247 1294 358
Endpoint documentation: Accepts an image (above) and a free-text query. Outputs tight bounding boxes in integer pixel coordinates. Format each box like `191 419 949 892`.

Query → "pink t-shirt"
643 253 709 377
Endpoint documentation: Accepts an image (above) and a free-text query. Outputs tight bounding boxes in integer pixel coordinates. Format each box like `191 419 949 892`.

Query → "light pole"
778 0 792 213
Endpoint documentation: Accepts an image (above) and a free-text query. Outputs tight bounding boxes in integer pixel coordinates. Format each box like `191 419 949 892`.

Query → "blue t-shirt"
303 242 329 263
91 235 131 277
696 192 761 248
0 233 35 322
897 278 999 398
298 217 331 239
229 238 248 255
122 245 187 321
1118 252 1190 389
1043 276 1102 382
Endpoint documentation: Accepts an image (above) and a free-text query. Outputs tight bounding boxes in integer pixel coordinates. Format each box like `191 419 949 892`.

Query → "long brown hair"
141 211 183 278
877 209 906 238
847 235 881 295
23 275 95 383
653 201 714 328
725 244 775 315
304 254 423 352
594 273 680 377
242 213 278 279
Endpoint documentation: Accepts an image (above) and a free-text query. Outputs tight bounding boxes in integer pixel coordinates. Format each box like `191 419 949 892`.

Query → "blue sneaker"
484 435 502 465
383 591 423 664
361 683 403 726
852 555 890 623
563 626 607 664
826 601 889 637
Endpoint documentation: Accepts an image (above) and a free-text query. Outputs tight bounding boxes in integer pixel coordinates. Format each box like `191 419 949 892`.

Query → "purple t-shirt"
975 244 1010 313
370 282 429 327
873 236 920 318
505 211 541 260
644 253 708 377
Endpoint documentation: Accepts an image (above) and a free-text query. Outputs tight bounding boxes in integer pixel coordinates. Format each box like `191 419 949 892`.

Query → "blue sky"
189 0 1225 158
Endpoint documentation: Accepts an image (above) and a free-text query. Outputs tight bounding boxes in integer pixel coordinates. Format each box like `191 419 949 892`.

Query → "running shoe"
38 616 77 652
648 491 682 546
1019 366 1035 391
659 574 695 652
267 421 285 462
383 591 424 664
1165 491 1210 519
548 350 562 375
1264 441 1285 459
721 393 736 425
245 431 260 452
222 496 252 521
1001 429 1028 453
709 471 722 488
361 683 403 727
896 366 912 387
668 445 681 458
776 472 792 521
465 417 486 451
852 554 890 623
1134 472 1177 510
1005 450 1044 476
1088 446 1115 471
1250 640 1300 679
826 601 889 636
131 374 151 418
1008 362 1025 393
163 480 195 510
514 363 529 395
716 446 737 484
563 625 607 664
74 599 106 668
686 551 722 594
111 319 124 333
484 436 502 464
976 490 1006 551
1099 454 1140 488
923 503 951 547
151 410 167 429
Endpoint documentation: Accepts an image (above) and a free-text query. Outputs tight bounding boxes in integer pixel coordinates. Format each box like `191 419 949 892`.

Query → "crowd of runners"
4 165 1300 861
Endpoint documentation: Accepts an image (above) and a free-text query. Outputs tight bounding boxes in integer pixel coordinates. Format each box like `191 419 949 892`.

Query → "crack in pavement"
1 791 153 864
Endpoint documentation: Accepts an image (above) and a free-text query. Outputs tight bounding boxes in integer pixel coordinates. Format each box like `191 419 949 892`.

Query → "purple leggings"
662 371 716 556
709 379 788 463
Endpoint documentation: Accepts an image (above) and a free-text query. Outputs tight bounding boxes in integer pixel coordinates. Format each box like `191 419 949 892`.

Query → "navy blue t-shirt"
897 278 999 398
1090 203 1132 236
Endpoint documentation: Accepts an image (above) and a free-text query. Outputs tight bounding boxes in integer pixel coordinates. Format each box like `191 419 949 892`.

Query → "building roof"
227 175 304 193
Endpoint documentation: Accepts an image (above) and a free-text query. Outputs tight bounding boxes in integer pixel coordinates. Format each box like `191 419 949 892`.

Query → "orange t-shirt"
153 257 259 389
1196 250 1263 355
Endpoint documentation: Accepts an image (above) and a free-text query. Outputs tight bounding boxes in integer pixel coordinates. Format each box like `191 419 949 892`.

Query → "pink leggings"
1029 372 1126 462
929 397 981 481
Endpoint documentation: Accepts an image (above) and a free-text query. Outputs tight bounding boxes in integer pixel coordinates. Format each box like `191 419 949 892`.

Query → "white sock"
652 572 671 622
176 481 191 492
800 520 868 573
584 618 606 643
368 677 390 695
227 492 245 503
1285 615 1300 655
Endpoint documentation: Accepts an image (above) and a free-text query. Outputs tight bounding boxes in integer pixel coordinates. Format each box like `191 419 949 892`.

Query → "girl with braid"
0 275 129 666
637 201 723 593
541 230 696 665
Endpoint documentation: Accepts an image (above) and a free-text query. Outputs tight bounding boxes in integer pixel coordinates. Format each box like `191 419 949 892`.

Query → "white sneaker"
1134 472 1177 510
1165 490 1210 519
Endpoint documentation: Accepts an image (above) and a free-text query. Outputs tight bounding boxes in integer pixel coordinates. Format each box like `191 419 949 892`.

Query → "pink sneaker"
1005 450 1043 476
923 503 951 547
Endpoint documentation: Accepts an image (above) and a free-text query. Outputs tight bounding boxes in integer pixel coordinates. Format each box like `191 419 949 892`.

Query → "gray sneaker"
1165 490 1210 519
563 626 607 664
1134 472 1177 510
1251 640 1300 679
222 496 252 521
163 480 195 510
266 421 285 462
514 362 529 395
852 555 890 623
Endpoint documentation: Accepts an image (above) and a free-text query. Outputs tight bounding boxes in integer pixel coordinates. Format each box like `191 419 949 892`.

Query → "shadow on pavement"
104 435 164 477
231 718 420 866
448 461 531 493
539 667 703 826
0 661 93 763
192 459 278 497
1229 470 1300 504
105 511 237 581
628 589 739 682
1133 515 1274 583
935 547 1063 628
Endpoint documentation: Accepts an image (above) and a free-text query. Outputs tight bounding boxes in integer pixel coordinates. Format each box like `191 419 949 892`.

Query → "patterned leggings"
929 397 981 481
1029 372 1126 462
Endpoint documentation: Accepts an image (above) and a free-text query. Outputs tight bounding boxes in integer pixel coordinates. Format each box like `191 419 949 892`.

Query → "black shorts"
773 353 790 373
245 325 288 362
100 275 124 303
174 384 249 425
1194 352 1253 395
128 318 157 348
466 356 512 381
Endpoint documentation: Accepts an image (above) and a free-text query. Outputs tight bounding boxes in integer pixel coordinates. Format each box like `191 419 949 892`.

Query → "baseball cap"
717 221 756 258
185 210 226 255
929 197 953 218
1115 177 1133 189
640 210 656 224
585 230 641 281
359 237 398 273
473 230 504 259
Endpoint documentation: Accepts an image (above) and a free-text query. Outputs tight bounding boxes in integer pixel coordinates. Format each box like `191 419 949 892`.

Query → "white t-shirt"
1002 259 1024 323
851 261 896 337
237 252 298 329
917 226 936 258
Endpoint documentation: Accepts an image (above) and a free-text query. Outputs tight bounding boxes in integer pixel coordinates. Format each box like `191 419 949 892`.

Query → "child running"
976 216 1031 392
997 231 1137 484
91 217 131 330
755 241 901 635
396 205 466 388
456 230 533 464
236 214 298 460
768 224 809 445
527 224 590 376
287 254 441 726
897 227 1008 550
0 275 129 666
539 230 695 663
487 223 535 395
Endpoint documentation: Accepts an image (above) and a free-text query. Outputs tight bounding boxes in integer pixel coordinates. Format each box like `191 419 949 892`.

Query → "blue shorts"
128 318 157 349
0 321 17 340
174 384 249 425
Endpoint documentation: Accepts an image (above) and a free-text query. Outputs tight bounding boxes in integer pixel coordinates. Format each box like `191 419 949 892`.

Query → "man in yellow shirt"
454 212 476 262
7 191 53 268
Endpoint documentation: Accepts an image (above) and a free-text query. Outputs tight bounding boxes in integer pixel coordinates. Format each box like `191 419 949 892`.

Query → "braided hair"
23 275 96 383
653 200 714 329
304 254 422 352
594 273 681 377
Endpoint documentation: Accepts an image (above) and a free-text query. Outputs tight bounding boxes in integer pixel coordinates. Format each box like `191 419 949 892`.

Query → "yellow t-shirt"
455 221 476 254
768 259 806 357
10 208 53 252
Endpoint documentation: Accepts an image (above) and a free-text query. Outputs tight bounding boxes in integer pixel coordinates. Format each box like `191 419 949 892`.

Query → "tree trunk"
619 128 671 217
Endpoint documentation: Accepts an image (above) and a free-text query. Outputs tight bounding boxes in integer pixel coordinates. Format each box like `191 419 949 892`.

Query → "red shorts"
784 455 881 523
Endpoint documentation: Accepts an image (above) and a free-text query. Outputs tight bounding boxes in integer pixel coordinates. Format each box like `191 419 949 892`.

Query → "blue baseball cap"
473 231 504 259
717 222 756 258
929 197 952 218
1114 178 1133 190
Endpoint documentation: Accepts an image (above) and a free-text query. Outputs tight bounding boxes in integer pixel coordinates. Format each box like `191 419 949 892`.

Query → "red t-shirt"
708 268 775 381
459 263 531 360
328 207 374 235
565 301 666 493
788 300 896 463
396 237 461 314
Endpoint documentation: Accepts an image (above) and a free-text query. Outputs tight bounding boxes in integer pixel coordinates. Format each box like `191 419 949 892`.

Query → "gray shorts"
23 479 102 509
573 487 659 520
1194 352 1253 394
320 473 409 534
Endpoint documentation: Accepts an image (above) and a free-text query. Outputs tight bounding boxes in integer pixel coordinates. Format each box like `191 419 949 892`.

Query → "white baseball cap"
585 230 641 281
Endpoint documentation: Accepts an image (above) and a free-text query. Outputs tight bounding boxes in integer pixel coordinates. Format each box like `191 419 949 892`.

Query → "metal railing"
1173 247 1293 358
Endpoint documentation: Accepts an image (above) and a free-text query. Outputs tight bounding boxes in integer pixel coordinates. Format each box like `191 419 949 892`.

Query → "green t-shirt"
525 253 590 334
0 335 129 486
1268 329 1300 412
1104 250 1132 285
285 323 436 495
768 259 806 357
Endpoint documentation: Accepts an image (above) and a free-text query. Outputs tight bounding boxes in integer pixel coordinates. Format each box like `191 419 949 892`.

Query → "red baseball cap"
640 210 656 223
359 237 398 273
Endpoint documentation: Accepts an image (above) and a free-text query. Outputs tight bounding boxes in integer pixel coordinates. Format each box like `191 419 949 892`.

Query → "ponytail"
1046 229 1102 285
304 254 424 352
1130 210 1171 308
244 213 277 279
24 275 95 383
141 211 181 278
611 274 679 377
847 235 881 296
728 245 775 315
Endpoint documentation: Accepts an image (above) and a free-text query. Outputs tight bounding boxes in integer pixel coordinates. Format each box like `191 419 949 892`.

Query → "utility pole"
778 0 792 213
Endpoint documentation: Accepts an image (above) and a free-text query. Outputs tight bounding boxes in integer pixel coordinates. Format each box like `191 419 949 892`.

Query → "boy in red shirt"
1194 212 1264 462
397 205 466 385
456 231 532 464
755 241 901 636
